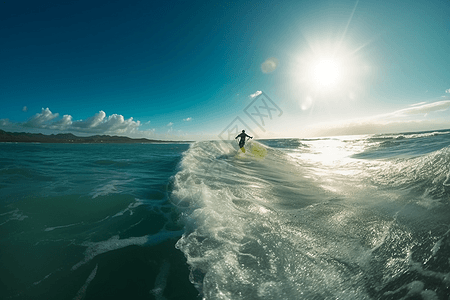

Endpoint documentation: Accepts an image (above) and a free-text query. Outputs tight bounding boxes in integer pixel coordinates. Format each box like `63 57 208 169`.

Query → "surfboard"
240 147 246 153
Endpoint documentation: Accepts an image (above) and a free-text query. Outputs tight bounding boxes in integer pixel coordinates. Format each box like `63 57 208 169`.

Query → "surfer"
235 130 253 150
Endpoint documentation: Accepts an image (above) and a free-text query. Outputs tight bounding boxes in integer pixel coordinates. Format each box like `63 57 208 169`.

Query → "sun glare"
311 58 342 89
293 40 365 105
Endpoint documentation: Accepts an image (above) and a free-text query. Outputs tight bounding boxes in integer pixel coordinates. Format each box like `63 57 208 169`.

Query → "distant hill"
0 130 190 144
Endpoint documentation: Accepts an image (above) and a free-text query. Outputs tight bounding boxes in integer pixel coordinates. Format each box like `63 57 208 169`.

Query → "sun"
311 58 342 89
293 41 364 101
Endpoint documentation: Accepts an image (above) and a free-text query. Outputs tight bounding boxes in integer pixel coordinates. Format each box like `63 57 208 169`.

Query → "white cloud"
22 106 28 112
86 113 140 133
249 91 262 98
183 117 192 122
24 108 59 128
0 108 201 141
7 108 140 134
445 89 450 93
72 111 106 129
102 114 140 133
387 100 450 117
52 115 73 129
409 102 427 107
306 118 450 138
304 100 450 137
0 119 11 126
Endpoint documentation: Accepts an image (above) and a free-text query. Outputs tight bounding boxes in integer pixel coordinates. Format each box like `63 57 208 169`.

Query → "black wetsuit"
235 132 252 148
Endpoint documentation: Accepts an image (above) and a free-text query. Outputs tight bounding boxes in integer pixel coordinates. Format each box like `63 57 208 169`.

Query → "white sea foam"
2 135 449 299
172 138 450 299
73 264 98 300
33 272 53 285
173 141 373 298
151 260 170 300
90 178 135 198
72 230 183 270
0 208 28 226
112 198 145 217
45 222 82 231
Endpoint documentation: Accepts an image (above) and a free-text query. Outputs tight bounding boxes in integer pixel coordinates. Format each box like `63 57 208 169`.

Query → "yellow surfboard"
240 147 246 153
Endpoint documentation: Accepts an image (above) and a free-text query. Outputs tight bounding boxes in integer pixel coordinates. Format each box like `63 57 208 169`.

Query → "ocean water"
2 130 450 299
0 143 197 300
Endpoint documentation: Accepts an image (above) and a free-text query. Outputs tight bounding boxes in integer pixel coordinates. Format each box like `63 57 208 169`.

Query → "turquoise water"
0 143 197 300
2 130 450 299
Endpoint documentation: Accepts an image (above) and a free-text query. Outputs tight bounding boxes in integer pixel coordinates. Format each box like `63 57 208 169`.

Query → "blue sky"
1 0 449 140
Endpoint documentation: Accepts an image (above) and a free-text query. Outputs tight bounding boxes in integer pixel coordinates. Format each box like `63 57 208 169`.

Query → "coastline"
0 130 192 144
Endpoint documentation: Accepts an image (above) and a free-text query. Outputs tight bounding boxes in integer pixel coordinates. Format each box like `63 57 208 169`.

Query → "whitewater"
1 130 449 299
172 130 450 299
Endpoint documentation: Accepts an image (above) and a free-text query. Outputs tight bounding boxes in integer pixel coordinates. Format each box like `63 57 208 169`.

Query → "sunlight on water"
172 132 450 299
2 132 450 300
